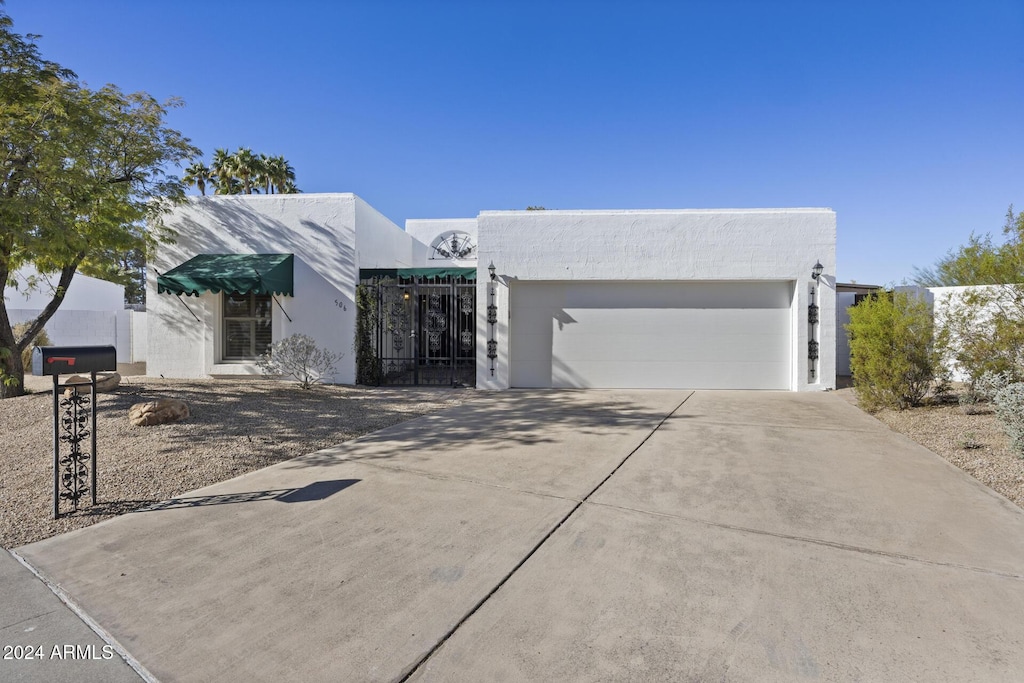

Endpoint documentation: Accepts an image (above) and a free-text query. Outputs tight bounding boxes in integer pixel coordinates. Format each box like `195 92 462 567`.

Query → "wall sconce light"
402 290 410 301
811 261 824 280
488 261 496 281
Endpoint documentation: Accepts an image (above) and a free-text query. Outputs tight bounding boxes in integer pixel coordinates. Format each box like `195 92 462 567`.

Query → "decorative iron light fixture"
487 262 498 376
808 263 823 383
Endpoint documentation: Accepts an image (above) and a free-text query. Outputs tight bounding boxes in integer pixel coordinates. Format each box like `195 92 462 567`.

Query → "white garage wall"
477 209 836 391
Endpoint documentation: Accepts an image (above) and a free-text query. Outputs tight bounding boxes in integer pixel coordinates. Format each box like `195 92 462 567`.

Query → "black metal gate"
358 270 476 386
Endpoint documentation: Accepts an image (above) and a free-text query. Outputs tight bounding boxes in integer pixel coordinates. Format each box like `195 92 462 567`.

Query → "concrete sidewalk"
0 550 141 682
12 390 1024 681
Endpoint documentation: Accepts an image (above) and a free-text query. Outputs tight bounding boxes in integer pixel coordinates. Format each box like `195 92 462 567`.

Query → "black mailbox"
32 345 117 376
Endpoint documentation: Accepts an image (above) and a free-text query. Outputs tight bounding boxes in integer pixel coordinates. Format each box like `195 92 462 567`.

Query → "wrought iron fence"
358 272 476 386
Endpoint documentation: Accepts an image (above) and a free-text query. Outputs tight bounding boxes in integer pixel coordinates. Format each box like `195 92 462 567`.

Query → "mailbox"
32 345 117 376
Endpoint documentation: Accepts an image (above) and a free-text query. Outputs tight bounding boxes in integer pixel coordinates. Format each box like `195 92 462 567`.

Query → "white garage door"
510 281 793 390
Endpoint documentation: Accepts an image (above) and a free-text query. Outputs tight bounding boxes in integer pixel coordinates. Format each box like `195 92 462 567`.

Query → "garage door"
509 281 793 390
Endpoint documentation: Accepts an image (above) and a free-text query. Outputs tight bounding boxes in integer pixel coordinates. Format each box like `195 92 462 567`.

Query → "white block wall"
908 284 1008 383
9 308 146 367
476 208 837 391
5 267 125 311
8 308 115 347
148 194 418 383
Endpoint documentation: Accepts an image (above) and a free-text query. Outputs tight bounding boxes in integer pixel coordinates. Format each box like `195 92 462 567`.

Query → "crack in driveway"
584 500 1024 582
397 391 696 682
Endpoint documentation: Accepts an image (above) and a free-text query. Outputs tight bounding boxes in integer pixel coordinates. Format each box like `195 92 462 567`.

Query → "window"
223 292 272 360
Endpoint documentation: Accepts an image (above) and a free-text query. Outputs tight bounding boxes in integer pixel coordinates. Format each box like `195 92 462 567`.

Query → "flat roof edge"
478 207 835 216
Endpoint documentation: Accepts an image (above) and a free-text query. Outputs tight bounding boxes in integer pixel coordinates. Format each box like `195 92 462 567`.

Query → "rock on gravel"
1 378 470 548
129 398 190 426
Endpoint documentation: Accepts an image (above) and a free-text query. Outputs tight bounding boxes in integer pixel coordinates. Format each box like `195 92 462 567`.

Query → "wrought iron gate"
358 270 476 386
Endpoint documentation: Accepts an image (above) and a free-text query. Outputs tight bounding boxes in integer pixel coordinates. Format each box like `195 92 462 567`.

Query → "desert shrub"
845 290 942 411
958 431 983 450
13 323 52 373
257 334 343 389
958 391 983 415
972 369 1015 403
994 382 1024 457
939 285 1024 385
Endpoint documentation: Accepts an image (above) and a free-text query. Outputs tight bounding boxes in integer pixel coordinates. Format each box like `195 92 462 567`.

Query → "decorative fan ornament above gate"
429 231 477 261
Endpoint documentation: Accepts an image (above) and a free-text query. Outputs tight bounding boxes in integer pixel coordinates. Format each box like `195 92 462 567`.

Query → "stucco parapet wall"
477 208 835 283
478 207 833 216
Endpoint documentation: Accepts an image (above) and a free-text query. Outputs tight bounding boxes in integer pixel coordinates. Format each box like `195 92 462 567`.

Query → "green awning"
158 254 294 297
359 267 477 281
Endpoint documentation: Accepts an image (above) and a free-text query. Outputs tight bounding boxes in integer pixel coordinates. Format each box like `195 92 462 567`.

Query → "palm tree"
182 161 211 196
265 155 297 194
210 148 237 194
255 154 272 194
200 148 298 195
230 147 259 194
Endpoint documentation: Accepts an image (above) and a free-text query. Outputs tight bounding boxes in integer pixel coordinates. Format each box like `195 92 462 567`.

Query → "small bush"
994 383 1024 457
973 370 1015 403
13 323 52 373
846 290 942 411
258 334 343 389
958 431 983 450
958 391 983 415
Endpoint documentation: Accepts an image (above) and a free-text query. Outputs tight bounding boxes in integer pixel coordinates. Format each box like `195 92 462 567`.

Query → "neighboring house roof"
837 282 882 294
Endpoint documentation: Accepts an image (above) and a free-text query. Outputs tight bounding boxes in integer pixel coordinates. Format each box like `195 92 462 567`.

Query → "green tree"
939 284 1024 385
0 11 198 396
845 290 943 411
913 206 1024 286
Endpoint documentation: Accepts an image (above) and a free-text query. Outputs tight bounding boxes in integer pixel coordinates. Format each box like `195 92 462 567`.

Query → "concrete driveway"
13 390 1024 682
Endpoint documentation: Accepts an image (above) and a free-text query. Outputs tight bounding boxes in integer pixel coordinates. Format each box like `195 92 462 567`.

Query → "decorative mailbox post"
32 346 117 519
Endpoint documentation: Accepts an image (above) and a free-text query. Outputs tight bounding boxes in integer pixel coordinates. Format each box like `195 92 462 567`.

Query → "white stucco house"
149 194 837 391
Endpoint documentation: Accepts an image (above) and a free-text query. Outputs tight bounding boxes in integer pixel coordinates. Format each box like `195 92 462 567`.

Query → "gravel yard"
1 378 470 549
836 387 1024 510
3 380 1022 549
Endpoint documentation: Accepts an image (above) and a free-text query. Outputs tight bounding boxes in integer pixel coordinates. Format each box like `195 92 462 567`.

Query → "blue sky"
11 0 1023 285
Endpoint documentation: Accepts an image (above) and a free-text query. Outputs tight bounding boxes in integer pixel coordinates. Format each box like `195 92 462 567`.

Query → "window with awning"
157 253 294 297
